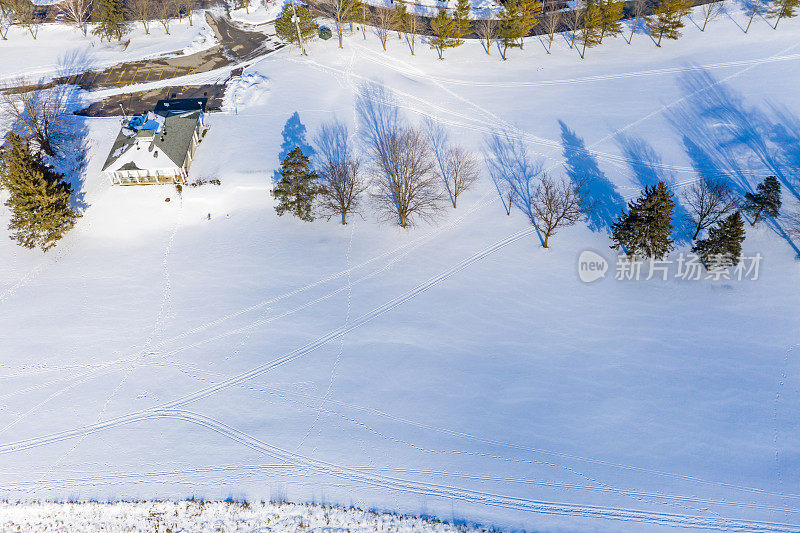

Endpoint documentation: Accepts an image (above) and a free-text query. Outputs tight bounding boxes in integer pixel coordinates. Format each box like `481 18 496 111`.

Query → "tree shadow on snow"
274 111 315 183
616 134 693 243
558 120 627 233
666 67 800 254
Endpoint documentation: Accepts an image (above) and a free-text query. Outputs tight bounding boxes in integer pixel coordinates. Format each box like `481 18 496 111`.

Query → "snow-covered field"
1 500 488 531
0 16 217 84
1 7 800 533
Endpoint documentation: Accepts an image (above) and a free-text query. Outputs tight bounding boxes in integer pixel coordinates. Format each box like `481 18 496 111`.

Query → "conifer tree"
517 0 542 49
598 0 624 43
742 175 781 226
430 9 458 58
453 0 472 41
498 0 524 60
91 0 127 41
646 0 692 46
692 211 745 269
392 1 408 40
272 147 320 222
0 133 80 251
275 3 317 54
578 1 603 57
769 0 800 28
610 181 675 259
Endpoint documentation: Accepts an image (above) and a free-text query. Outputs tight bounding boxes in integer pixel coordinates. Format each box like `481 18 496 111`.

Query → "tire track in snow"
0 225 537 454
12 408 799 532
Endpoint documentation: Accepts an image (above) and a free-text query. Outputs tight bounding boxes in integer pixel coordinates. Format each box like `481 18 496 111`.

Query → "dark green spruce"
610 181 675 259
272 147 320 222
742 175 781 226
692 211 746 269
0 133 80 251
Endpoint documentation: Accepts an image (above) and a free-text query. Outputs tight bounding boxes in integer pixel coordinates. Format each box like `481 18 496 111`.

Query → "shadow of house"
617 134 693 243
274 111 314 183
558 120 626 233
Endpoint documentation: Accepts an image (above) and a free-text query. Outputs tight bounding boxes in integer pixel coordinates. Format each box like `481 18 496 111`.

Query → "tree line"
0 0 200 41
277 0 800 59
271 90 793 271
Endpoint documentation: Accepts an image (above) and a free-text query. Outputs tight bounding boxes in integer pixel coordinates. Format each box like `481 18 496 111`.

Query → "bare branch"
681 177 740 240
313 119 367 224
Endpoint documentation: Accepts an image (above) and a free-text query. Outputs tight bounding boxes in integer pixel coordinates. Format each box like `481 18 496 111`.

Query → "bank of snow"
0 15 215 84
1 6 800 533
0 500 491 532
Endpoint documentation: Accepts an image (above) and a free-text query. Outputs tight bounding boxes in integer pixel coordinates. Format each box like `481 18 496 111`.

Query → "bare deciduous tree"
358 85 443 227
681 177 740 240
528 173 586 247
785 209 800 240
373 6 392 51
315 0 357 48
428 121 478 208
567 6 581 49
368 126 442 227
314 119 367 224
475 17 497 55
127 0 153 34
9 0 39 39
744 0 765 32
156 0 174 34
61 0 93 35
543 9 560 53
485 131 539 217
0 0 12 39
699 0 725 30
406 10 420 54
627 0 646 43
1 82 76 157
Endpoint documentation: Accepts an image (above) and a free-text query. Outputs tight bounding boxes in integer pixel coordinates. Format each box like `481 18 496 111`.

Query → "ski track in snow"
3 23 800 531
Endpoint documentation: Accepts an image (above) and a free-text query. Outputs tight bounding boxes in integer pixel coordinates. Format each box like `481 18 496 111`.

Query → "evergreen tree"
610 181 675 259
498 0 524 60
0 133 80 251
453 0 472 41
518 0 542 48
578 1 603 57
742 175 781 226
769 0 800 28
646 0 692 46
91 0 127 41
392 1 408 38
692 211 745 269
598 0 624 43
429 9 458 59
272 147 320 221
275 3 317 54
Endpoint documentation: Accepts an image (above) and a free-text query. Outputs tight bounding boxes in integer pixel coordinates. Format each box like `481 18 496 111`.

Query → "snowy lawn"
0 15 217 84
1 6 800 533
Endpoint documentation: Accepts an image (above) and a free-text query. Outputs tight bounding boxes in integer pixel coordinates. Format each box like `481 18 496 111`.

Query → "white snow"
0 500 487 531
222 72 271 111
229 0 285 26
1 7 800 533
0 16 215 84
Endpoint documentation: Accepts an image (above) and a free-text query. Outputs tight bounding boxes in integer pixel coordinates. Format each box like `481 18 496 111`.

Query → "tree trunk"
692 224 701 241
341 211 347 225
543 232 549 248
338 21 343 48
628 18 636 43
745 5 757 33
774 14 782 29
656 29 663 46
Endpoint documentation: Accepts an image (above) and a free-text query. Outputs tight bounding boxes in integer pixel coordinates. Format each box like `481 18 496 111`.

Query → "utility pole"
291 3 307 55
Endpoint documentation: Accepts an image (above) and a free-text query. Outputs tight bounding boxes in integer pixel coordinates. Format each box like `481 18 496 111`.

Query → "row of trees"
272 89 480 227
0 0 198 41
272 118 479 227
271 99 791 272
279 0 800 60
609 175 782 266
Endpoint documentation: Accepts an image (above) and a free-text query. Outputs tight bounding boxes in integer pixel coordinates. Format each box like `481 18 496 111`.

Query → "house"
102 98 207 185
